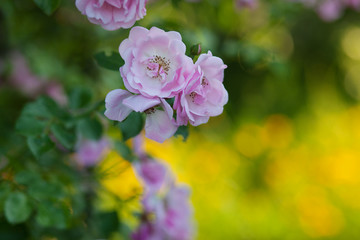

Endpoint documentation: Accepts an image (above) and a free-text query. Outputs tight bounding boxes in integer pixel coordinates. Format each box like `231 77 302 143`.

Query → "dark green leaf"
4 192 32 224
0 183 11 211
68 88 92 110
94 51 124 71
50 123 75 150
93 211 119 238
27 135 54 158
118 111 144 141
165 97 175 107
175 125 189 141
114 141 134 162
33 0 61 15
77 117 103 140
171 0 182 8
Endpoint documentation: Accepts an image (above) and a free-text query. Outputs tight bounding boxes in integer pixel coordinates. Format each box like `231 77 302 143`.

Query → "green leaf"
27 135 54 158
28 181 64 201
94 51 124 71
50 123 75 150
118 112 144 141
15 96 68 137
33 0 61 15
14 170 42 186
114 141 134 162
77 117 103 140
175 125 189 141
15 115 47 137
21 99 52 119
68 88 92 110
36 202 69 229
38 96 69 120
4 192 32 224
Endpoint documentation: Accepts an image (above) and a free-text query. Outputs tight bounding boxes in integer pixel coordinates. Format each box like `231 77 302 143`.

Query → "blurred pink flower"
75 0 147 30
75 137 109 166
345 0 360 9
119 26 190 98
317 0 343 21
8 52 67 104
134 159 167 192
104 89 177 143
174 51 228 126
133 183 194 240
9 52 43 97
293 0 360 21
45 82 68 106
131 135 194 239
235 0 258 9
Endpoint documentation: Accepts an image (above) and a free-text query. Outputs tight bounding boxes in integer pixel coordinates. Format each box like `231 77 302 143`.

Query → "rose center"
144 107 156 115
146 55 171 82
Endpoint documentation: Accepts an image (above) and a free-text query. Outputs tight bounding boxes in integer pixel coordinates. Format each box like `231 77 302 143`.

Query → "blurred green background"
2 0 360 239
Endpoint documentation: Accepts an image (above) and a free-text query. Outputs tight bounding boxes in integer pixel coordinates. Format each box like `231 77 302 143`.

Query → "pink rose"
75 0 147 30
119 26 191 98
174 51 228 126
104 89 178 143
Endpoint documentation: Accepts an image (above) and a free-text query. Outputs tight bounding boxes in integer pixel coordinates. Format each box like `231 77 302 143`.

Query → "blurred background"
2 0 360 239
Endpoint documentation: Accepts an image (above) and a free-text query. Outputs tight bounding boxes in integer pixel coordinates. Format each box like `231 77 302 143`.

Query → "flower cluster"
75 0 147 30
293 0 360 21
105 26 228 143
131 136 194 240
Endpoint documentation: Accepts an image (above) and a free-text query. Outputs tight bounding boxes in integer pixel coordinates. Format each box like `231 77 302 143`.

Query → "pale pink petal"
104 89 133 121
145 110 177 143
123 95 161 112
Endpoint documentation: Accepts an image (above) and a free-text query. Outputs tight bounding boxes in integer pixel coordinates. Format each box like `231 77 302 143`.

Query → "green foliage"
114 141 135 162
15 115 47 137
27 135 54 158
69 88 93 110
77 117 103 140
175 125 189 142
117 112 144 141
33 0 61 15
35 202 69 229
94 51 125 71
50 123 76 150
4 192 32 224
92 211 120 238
